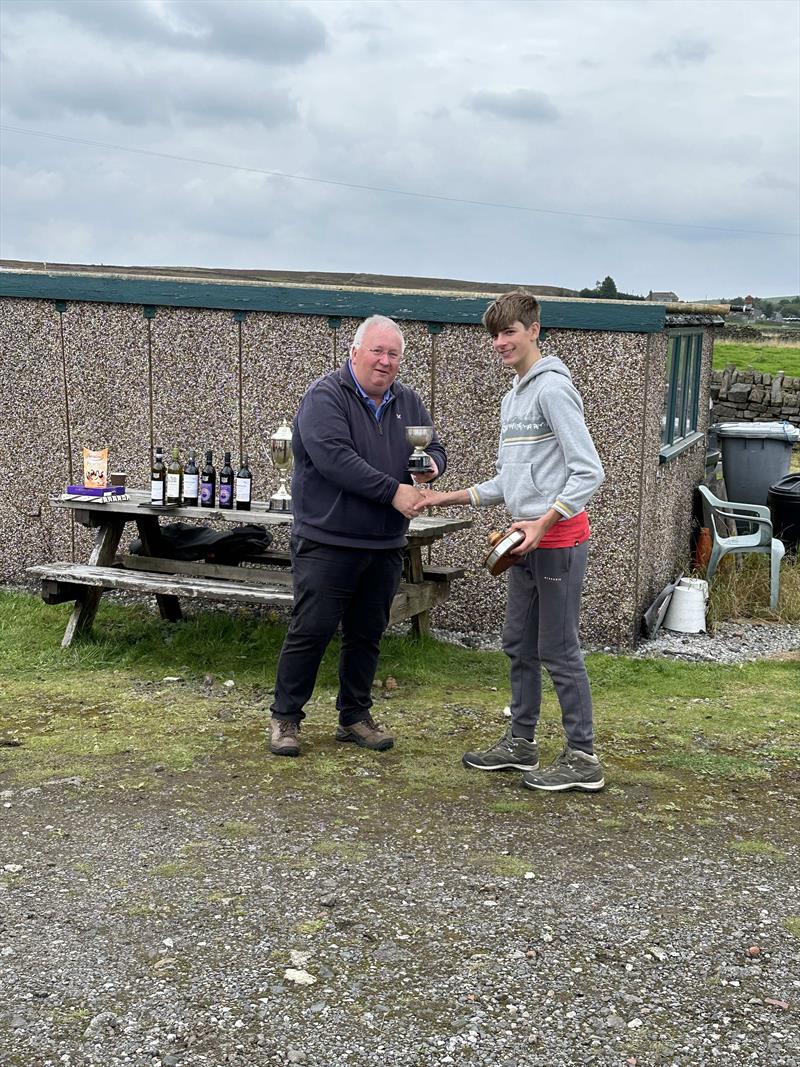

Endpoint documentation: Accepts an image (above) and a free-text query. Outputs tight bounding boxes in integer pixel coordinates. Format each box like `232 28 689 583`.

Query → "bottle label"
151 479 165 504
219 484 232 506
167 473 181 497
200 483 213 504
235 477 251 502
184 474 199 498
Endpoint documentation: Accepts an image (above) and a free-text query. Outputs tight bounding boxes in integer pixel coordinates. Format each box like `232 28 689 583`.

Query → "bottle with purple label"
200 449 216 508
219 451 234 510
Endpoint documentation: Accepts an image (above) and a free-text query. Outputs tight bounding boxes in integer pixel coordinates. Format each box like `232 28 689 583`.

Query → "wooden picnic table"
28 490 472 647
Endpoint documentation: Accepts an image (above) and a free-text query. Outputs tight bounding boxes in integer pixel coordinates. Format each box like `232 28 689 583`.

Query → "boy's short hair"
482 290 541 335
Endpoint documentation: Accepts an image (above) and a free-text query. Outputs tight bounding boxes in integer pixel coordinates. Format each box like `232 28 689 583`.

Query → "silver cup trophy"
268 419 293 512
405 425 434 475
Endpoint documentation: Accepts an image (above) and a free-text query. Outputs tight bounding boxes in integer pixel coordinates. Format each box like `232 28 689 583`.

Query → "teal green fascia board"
0 271 666 333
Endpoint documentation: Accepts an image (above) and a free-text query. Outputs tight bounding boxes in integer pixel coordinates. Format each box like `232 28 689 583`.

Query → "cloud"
3 57 299 128
652 36 713 67
1 0 328 66
745 171 798 192
466 89 560 123
0 2 303 131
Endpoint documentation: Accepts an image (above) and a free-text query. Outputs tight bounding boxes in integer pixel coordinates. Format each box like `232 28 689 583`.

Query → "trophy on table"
405 425 435 476
268 419 293 512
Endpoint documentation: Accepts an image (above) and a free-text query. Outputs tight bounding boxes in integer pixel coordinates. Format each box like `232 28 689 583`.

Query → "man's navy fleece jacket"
290 362 447 550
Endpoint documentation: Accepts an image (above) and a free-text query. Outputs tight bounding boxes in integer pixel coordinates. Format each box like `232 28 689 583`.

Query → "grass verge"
0 590 798 836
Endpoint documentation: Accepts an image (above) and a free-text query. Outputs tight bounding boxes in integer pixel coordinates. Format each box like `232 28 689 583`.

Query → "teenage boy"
415 291 605 791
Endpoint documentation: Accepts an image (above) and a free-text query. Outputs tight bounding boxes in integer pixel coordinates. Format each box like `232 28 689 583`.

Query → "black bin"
767 473 800 550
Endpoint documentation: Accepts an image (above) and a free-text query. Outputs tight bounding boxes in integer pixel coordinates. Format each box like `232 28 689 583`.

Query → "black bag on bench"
130 522 274 565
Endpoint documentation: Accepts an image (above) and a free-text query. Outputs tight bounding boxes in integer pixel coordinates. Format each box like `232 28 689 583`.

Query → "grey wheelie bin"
714 421 800 506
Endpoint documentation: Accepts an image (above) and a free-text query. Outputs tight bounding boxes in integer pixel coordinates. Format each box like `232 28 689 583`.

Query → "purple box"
66 485 126 496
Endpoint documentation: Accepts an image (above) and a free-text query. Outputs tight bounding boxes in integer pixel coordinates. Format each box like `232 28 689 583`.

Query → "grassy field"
0 590 797 824
713 340 800 376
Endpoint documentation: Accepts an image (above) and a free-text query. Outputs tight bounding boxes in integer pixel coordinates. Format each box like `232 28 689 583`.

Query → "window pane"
689 334 702 431
680 337 694 437
673 338 686 441
662 337 676 445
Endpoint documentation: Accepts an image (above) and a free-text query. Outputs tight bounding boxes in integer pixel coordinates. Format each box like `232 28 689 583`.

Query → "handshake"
391 478 464 520
412 487 449 513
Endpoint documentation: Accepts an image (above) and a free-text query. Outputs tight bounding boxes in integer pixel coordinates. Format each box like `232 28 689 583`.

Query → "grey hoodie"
467 355 604 521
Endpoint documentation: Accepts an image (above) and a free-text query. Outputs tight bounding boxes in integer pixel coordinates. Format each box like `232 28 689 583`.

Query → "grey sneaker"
269 717 301 757
335 716 394 751
522 746 604 792
462 726 540 771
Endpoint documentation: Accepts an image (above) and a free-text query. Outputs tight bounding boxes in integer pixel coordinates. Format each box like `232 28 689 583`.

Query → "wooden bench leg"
135 516 183 623
62 589 104 648
406 545 431 637
61 518 126 648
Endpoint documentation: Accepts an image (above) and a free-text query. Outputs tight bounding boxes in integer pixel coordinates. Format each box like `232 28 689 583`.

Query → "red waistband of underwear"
538 510 591 549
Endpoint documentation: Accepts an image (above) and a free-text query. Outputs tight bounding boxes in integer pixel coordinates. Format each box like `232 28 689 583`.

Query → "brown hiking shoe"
335 716 394 751
269 717 301 757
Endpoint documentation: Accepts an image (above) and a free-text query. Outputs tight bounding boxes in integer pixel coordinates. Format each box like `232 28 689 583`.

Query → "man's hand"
411 458 439 485
413 488 450 512
392 483 424 518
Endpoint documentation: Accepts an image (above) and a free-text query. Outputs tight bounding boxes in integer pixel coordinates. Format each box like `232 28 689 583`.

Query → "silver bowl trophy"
405 425 434 475
268 419 293 512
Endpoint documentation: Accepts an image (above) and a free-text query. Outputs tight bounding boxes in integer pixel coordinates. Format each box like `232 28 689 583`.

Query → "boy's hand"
508 517 551 554
413 488 446 512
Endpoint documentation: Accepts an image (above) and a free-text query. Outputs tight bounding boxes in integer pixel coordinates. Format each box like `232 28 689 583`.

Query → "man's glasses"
367 347 401 361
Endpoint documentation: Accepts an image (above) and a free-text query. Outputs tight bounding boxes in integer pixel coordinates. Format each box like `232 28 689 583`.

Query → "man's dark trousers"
271 536 404 727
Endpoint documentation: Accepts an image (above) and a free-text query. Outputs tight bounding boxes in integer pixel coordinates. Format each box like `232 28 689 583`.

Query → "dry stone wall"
711 366 800 427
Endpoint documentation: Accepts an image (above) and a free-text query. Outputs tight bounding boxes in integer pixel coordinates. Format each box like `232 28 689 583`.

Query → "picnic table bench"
28 490 471 648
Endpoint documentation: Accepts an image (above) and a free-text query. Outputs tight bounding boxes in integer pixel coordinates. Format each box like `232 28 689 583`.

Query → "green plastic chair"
698 485 785 611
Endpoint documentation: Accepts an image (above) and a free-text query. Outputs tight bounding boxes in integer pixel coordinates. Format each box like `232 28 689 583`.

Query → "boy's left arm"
538 381 605 519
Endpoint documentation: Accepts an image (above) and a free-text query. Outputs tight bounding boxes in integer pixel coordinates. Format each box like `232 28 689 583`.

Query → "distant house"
647 290 679 302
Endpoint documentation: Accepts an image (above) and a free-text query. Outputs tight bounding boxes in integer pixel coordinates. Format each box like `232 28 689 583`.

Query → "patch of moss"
730 839 787 859
215 820 257 839
295 918 328 935
488 855 534 878
782 916 800 937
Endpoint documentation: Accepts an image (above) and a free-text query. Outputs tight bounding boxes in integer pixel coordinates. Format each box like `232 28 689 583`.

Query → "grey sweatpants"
502 540 594 753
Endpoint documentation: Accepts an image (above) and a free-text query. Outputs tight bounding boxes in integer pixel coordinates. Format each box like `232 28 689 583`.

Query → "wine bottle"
150 447 166 505
183 450 199 507
166 447 183 505
200 449 216 508
219 451 234 510
235 455 252 511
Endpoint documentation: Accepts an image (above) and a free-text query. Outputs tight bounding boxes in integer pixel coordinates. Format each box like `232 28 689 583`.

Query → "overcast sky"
1 0 798 299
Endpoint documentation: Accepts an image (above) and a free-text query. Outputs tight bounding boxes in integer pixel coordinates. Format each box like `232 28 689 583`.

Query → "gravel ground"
2 758 799 1067
433 621 800 664
2 593 799 1066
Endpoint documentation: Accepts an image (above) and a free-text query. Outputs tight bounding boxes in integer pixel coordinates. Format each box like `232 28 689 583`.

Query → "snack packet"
83 447 109 488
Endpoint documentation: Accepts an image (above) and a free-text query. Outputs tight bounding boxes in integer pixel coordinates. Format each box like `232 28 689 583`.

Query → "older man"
269 315 446 757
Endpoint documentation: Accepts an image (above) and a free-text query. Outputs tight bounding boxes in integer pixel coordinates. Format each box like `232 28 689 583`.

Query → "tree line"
577 276 645 301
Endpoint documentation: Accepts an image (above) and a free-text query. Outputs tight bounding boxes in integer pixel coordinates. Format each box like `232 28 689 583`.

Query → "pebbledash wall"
0 264 720 647
711 366 800 427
